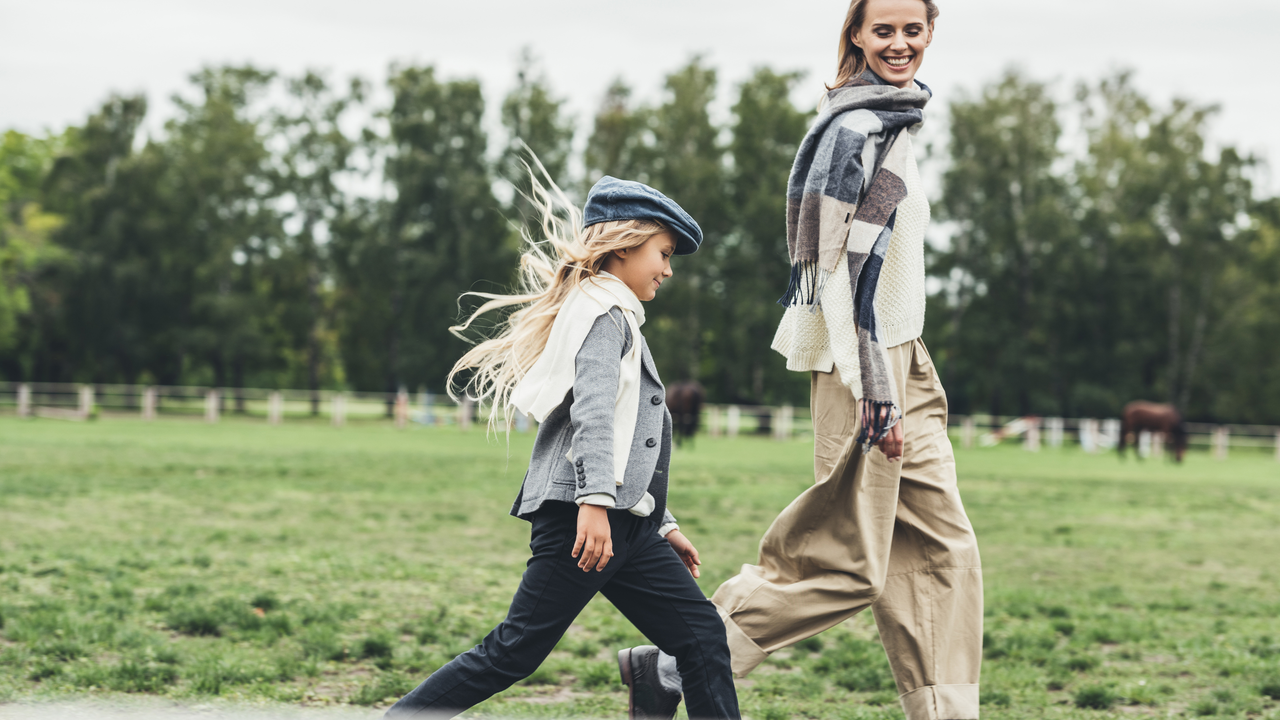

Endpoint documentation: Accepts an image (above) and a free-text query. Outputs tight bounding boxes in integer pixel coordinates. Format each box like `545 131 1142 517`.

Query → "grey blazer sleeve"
568 308 632 502
661 507 677 528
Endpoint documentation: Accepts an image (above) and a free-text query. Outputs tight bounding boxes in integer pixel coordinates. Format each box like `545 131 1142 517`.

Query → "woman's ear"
850 30 863 50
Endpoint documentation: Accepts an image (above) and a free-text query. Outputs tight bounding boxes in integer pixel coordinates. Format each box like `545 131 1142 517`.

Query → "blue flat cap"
583 176 702 255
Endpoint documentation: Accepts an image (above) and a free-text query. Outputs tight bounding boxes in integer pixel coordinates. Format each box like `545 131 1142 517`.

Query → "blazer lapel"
639 340 663 389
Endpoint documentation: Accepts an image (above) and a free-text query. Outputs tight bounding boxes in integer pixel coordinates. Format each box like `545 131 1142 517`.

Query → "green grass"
1 417 1279 719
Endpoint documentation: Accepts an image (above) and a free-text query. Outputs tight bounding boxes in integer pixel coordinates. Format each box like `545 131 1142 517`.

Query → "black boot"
618 645 682 720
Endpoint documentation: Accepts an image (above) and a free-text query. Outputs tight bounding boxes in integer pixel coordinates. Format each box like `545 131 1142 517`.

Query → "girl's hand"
665 530 701 578
572 504 613 572
877 422 904 461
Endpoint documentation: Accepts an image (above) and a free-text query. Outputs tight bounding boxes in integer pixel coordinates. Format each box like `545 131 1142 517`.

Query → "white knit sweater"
771 133 929 398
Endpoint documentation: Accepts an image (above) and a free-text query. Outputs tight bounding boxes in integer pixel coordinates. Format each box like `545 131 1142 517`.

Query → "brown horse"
1119 401 1187 463
665 381 705 447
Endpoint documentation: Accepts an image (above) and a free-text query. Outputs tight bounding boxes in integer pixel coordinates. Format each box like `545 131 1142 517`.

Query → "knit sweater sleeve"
770 303 833 373
818 260 865 399
768 261 861 398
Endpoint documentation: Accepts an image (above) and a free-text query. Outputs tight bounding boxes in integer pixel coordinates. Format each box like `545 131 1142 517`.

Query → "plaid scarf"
780 71 931 447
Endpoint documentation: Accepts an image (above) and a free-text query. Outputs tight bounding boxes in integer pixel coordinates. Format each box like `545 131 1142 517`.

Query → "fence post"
205 390 220 423
514 409 530 433
708 405 722 437
394 390 409 429
1137 431 1152 458
79 385 94 419
1151 432 1165 460
1214 426 1229 460
961 416 975 449
331 393 346 427
142 387 156 421
1024 418 1041 452
774 405 793 441
1102 418 1121 451
459 397 474 430
727 406 741 437
1046 417 1064 448
17 383 31 418
1080 419 1097 453
422 392 435 426
267 391 283 425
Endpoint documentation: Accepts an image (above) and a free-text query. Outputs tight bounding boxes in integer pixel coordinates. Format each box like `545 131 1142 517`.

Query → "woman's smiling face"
852 0 934 89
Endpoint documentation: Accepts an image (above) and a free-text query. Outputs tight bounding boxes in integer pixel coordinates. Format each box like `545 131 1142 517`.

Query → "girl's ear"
613 247 630 260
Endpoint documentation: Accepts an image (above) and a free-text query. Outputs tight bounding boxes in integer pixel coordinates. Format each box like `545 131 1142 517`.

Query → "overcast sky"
3 0 1277 192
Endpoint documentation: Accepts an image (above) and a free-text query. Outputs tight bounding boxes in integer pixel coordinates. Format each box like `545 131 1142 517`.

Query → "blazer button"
577 480 586 488
645 438 657 448
575 458 584 467
651 394 663 405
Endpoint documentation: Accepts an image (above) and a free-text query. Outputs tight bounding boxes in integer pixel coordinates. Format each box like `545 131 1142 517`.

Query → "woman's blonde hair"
447 161 668 433
828 0 940 91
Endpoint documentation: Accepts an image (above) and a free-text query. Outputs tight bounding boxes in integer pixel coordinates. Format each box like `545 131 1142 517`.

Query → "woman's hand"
665 530 701 578
572 504 613 572
877 421 904 461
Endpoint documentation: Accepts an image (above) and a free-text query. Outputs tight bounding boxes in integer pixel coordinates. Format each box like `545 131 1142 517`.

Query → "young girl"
627 2 984 720
384 172 740 719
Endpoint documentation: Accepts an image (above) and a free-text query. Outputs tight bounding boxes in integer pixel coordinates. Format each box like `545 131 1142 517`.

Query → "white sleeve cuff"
658 523 679 537
576 493 617 508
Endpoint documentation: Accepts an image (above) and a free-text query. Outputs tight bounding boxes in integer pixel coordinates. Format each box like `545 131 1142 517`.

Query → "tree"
500 50 575 219
930 71 1256 421
1203 198 1280 423
584 79 653 188
930 71 1074 417
0 131 65 373
334 65 514 402
37 93 170 386
642 60 731 384
162 66 282 405
270 71 367 412
1074 75 1253 416
716 68 812 404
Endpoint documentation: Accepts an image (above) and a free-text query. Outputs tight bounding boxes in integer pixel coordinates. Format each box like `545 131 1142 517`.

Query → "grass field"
1 417 1278 719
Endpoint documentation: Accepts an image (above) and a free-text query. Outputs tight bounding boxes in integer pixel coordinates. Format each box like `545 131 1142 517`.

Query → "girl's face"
852 0 933 89
604 233 675 302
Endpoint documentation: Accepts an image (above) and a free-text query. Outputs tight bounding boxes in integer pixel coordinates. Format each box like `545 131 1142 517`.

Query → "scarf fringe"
856 399 901 450
778 262 821 307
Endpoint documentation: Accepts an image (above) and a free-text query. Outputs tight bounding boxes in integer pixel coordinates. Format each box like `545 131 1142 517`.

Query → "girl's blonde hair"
447 162 668 432
828 0 940 91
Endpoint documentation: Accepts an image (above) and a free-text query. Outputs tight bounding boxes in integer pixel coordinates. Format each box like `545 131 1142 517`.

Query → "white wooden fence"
2 381 1278 459
950 413 1280 459
0 381 480 428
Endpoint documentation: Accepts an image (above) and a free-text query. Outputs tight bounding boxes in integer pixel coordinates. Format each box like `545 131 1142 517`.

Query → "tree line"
1 58 1276 423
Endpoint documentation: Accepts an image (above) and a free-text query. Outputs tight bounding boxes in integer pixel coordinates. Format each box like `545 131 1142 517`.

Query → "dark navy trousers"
386 501 740 719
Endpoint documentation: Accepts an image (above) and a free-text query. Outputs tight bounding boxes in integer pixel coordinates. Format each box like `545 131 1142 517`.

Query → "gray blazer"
511 308 677 528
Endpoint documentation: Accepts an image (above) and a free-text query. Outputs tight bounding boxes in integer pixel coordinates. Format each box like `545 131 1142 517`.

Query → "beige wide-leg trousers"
711 338 983 720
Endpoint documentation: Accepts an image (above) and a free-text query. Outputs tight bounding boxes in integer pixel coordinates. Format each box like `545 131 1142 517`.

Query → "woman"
622 2 983 719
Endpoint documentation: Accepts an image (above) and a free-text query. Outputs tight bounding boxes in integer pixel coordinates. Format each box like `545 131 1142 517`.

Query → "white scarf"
511 272 644 488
